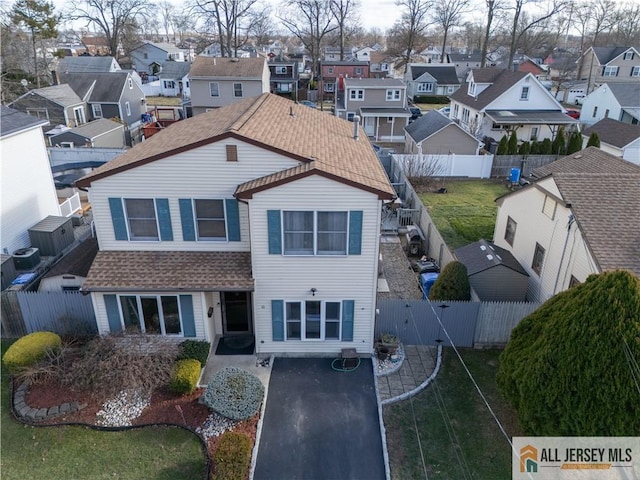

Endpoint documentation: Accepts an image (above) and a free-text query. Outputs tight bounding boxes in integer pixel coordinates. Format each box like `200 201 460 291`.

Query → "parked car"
565 109 580 119
409 107 422 123
438 106 451 117
299 100 317 109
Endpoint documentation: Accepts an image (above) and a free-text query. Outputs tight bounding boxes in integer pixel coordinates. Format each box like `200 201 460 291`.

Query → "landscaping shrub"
552 126 566 155
67 335 178 398
2 331 61 374
587 132 600 147
203 367 264 421
496 135 508 155
507 131 518 155
178 340 211 365
518 141 530 156
530 141 541 154
567 131 582 154
170 359 201 395
413 95 450 104
213 432 251 480
540 138 552 154
428 261 471 301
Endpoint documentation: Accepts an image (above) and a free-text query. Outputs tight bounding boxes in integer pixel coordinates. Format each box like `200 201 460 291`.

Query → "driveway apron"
254 358 385 480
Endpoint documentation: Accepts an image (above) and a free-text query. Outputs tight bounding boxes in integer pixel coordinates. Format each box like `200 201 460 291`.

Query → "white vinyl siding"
249 175 382 354
87 138 299 251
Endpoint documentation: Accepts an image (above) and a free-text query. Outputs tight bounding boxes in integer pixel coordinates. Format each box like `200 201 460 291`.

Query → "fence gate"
376 299 480 347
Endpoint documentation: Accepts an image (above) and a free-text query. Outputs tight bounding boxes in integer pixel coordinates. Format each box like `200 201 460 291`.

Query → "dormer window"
623 51 634 60
520 86 530 100
468 81 476 96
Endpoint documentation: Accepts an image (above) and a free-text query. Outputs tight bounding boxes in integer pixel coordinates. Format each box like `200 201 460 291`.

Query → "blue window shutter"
155 198 173 241
348 211 363 255
267 210 282 254
342 300 354 341
225 199 241 241
180 295 196 337
272 300 284 341
108 198 128 240
179 199 196 241
104 294 123 333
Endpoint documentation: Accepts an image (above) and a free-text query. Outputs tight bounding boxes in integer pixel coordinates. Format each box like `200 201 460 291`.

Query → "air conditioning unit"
13 247 41 270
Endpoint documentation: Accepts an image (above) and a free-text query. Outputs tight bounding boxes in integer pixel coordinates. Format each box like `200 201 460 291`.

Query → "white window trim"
603 66 618 76
92 104 103 118
284 300 342 341
210 81 220 97
116 294 184 336
282 210 350 256
191 199 228 242
631 66 640 77
125 101 131 117
349 89 365 101
623 52 634 60
520 86 530 101
123 198 160 242
128 77 133 89
385 89 401 100
417 83 433 93
73 106 86 125
233 82 243 98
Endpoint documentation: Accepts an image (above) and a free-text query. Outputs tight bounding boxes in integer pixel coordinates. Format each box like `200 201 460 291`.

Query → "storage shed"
28 216 75 257
39 237 98 292
454 239 529 301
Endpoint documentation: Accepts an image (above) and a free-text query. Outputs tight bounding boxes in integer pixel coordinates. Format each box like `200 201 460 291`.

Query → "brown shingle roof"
449 69 528 110
582 118 640 148
189 56 266 78
77 93 394 199
83 251 253 291
531 146 640 178
552 173 640 275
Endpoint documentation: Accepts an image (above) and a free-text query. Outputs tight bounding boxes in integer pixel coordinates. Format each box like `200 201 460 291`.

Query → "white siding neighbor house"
76 93 395 356
581 118 640 164
449 69 578 143
492 147 640 302
0 106 61 256
579 83 640 126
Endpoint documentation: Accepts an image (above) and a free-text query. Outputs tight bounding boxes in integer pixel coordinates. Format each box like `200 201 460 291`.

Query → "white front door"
364 117 375 136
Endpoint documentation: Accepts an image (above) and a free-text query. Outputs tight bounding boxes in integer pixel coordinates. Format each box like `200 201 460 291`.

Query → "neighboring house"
58 71 147 145
449 69 578 142
189 57 269 115
493 147 640 302
0 106 60 255
515 57 549 80
81 36 110 56
355 46 376 61
419 46 444 63
56 56 121 75
323 46 355 61
8 84 87 133
49 118 126 148
581 118 640 164
75 93 395 355
369 51 395 79
454 239 529 302
404 64 460 99
579 82 640 126
38 237 99 292
157 61 192 97
404 110 481 155
267 58 299 96
577 46 640 92
335 78 410 142
553 81 587 105
320 61 370 98
448 53 483 81
131 42 185 75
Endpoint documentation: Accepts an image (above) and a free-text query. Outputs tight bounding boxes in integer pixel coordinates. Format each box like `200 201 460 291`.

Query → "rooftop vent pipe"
353 115 360 140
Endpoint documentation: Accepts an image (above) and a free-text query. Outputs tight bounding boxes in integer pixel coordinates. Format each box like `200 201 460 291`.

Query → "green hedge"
170 359 201 395
413 95 450 104
2 331 61 374
177 340 210 365
213 432 251 480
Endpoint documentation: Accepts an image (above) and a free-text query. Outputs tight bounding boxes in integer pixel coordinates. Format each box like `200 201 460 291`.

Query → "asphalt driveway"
254 358 385 480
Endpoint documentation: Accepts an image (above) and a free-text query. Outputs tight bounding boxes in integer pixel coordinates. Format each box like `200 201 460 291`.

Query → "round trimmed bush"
170 358 201 395
203 367 264 421
2 331 62 374
213 431 251 480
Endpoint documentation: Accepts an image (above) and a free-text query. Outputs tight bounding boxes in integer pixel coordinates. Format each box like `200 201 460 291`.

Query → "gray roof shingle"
591 46 635 64
531 146 640 178
158 61 192 79
449 69 527 110
607 83 640 108
55 118 123 139
404 110 452 143
58 72 130 103
454 239 529 276
57 56 118 73
582 118 640 148
343 78 405 87
189 56 266 78
409 64 460 84
0 105 48 137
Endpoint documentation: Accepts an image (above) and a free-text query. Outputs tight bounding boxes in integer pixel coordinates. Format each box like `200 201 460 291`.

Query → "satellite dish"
20 79 28 87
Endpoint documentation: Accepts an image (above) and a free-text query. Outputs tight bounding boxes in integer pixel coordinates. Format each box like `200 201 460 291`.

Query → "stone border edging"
249 354 274 480
13 378 87 422
381 343 443 406
374 344 406 377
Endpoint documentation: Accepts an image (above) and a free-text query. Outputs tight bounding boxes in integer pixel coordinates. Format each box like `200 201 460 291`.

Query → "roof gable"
591 46 638 64
0 105 49 137
189 56 266 78
607 83 640 108
532 146 640 178
12 84 83 108
454 239 529 276
59 72 130 103
582 118 640 148
450 69 528 109
409 64 459 84
57 56 119 73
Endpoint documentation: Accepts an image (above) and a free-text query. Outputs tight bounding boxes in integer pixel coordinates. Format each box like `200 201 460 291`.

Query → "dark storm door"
222 291 252 334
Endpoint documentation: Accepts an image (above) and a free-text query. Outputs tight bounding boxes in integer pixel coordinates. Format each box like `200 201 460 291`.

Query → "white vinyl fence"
393 153 494 179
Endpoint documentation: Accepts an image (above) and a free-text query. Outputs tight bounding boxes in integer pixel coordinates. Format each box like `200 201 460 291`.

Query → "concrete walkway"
376 345 438 403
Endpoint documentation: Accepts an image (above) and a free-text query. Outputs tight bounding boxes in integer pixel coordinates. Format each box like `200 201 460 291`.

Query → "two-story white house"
76 93 395 356
579 83 640 126
334 78 411 143
449 68 578 143
492 147 640 302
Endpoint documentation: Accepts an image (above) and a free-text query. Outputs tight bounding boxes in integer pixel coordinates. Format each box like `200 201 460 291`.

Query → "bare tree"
67 0 151 58
609 2 640 45
157 0 174 40
587 0 615 47
480 0 505 67
329 0 359 60
250 4 274 48
431 0 471 63
507 0 565 66
277 0 337 79
172 12 194 44
388 0 432 73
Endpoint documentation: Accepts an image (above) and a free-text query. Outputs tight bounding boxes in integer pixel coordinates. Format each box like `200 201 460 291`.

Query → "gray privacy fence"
376 299 542 348
1 291 97 338
491 154 559 178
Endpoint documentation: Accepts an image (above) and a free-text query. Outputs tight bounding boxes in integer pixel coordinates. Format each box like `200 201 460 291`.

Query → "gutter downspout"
553 213 575 294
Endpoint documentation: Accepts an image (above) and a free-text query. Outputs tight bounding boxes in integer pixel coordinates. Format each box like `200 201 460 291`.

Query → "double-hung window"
194 199 226 240
349 89 364 101
631 66 640 77
520 86 530 100
283 211 348 255
210 82 220 97
417 82 433 93
234 83 243 97
532 243 545 275
124 199 159 240
285 300 342 340
504 216 517 246
92 104 103 118
603 66 618 76
386 89 401 100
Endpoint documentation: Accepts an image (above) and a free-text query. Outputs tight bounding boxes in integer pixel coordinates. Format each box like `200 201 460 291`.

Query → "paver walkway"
376 345 438 402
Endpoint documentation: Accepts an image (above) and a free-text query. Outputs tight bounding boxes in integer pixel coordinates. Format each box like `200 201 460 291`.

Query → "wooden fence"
490 154 559 178
377 299 542 348
1 291 97 338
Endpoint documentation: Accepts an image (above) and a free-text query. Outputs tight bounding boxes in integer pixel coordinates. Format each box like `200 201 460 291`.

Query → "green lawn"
1 340 207 480
419 179 509 249
384 349 522 480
